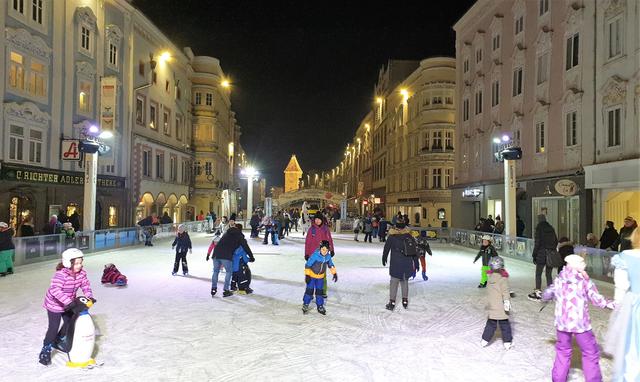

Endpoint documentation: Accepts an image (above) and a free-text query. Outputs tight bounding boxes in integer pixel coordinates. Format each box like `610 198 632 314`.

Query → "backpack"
401 235 418 257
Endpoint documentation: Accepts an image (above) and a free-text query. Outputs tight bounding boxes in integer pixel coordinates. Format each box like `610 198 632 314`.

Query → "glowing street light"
375 97 383 104
221 79 231 88
400 88 409 98
159 51 171 63
493 134 522 237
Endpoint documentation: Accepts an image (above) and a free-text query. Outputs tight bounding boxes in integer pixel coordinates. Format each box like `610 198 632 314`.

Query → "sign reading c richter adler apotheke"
0 165 124 188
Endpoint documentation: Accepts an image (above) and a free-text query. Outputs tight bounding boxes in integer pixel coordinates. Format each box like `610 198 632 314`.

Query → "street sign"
61 139 80 161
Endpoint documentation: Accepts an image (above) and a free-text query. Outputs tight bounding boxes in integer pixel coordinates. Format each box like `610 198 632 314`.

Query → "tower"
284 154 303 193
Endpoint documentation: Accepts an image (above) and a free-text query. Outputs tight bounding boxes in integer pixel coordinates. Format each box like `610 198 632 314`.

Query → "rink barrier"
448 228 618 283
10 220 212 267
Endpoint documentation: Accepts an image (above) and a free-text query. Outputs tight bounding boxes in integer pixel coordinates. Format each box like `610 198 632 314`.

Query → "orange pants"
419 256 426 271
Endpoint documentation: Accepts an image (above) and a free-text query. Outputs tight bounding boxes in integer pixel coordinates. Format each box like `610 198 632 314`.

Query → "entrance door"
532 196 580 242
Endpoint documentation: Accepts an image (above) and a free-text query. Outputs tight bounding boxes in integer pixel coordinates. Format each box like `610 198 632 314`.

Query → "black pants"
44 310 73 346
263 229 272 244
482 319 512 342
173 251 188 274
535 263 553 290
232 264 252 290
284 225 290 236
363 233 372 243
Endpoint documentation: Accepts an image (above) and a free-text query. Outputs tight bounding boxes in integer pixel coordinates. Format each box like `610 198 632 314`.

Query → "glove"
382 259 387 267
332 273 338 282
90 297 97 304
249 257 255 263
503 300 511 312
305 275 311 284
206 254 210 261
330 250 335 258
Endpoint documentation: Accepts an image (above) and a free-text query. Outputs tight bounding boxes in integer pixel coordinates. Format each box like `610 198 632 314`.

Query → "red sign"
61 140 80 161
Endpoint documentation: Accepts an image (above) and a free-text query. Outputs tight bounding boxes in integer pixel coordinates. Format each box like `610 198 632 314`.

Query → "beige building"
284 154 302 193
453 0 596 240
188 52 238 218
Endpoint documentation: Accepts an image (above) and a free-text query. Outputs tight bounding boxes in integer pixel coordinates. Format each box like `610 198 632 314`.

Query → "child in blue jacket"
303 240 338 315
171 224 192 276
231 245 255 294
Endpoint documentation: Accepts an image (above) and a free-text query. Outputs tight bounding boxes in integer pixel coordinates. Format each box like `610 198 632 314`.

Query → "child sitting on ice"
542 254 615 382
473 235 498 288
40 248 95 366
303 240 338 315
480 256 513 350
101 263 128 286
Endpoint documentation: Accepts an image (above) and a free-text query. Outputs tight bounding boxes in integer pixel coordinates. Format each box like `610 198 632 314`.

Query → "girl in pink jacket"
542 254 615 382
39 248 94 366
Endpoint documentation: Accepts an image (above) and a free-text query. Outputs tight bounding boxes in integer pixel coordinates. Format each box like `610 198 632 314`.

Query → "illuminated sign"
1 165 124 188
462 188 482 198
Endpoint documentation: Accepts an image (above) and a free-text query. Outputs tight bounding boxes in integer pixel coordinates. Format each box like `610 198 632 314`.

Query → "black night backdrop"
132 0 476 188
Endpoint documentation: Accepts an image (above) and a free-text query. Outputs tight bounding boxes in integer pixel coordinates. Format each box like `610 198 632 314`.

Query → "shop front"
0 163 127 233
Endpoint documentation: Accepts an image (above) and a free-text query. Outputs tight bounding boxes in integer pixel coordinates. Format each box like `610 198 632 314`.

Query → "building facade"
0 0 132 232
452 0 639 241
324 58 457 228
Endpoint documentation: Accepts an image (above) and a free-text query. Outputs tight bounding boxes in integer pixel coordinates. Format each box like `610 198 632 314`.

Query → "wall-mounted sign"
373 197 382 204
555 179 579 196
462 188 482 198
0 164 124 188
61 139 80 161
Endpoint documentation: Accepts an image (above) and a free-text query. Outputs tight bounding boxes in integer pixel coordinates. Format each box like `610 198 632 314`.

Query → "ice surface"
0 231 615 381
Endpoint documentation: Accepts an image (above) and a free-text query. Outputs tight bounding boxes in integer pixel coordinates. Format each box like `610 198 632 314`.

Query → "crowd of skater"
8 203 634 381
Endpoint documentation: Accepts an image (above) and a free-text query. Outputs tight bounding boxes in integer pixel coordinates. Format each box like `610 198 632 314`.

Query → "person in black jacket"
528 214 558 301
171 224 192 276
556 237 574 274
473 235 498 288
160 212 173 225
516 215 525 237
612 216 637 252
599 221 618 250
210 216 254 297
382 218 419 311
137 212 159 246
0 222 15 276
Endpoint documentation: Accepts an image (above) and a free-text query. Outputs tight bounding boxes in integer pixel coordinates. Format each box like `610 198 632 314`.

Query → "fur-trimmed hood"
388 227 411 235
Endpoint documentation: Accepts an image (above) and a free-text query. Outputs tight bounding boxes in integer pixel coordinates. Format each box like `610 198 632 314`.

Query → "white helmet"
62 248 84 268
481 234 492 242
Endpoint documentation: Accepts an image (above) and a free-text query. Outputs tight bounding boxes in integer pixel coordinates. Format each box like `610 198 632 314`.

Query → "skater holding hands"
171 224 192 276
542 254 615 382
302 240 337 315
39 248 95 365
480 256 513 350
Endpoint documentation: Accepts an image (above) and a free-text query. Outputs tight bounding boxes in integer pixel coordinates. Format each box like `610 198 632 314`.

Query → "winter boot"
422 271 428 281
172 272 177 276
503 342 512 350
480 340 489 347
385 300 396 311
242 287 254 295
39 344 52 365
183 272 188 276
210 288 217 297
7 268 13 275
527 290 542 301
402 298 408 309
53 336 68 352
223 290 233 297
0 272 6 277
317 305 326 315
302 304 309 314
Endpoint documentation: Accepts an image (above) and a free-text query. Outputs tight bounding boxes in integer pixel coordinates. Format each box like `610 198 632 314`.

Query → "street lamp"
240 166 259 219
493 135 523 237
80 124 113 232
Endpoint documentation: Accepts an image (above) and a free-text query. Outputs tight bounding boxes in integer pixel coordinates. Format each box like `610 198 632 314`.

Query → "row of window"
136 95 184 140
8 124 43 164
8 51 47 99
424 131 454 151
387 168 454 193
141 148 190 183
194 92 213 106
11 0 44 27
373 157 387 182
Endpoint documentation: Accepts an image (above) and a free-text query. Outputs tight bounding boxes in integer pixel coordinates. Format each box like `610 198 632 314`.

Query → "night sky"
132 0 476 188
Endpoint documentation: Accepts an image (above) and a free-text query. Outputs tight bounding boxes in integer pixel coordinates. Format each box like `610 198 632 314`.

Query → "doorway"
532 196 580 242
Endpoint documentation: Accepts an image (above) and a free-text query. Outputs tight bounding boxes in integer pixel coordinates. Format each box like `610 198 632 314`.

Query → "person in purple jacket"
542 254 615 382
39 248 95 366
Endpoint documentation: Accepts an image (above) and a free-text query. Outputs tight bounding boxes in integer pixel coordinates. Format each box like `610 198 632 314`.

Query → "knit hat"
564 254 586 271
319 240 331 250
229 213 237 222
177 224 186 233
481 234 492 242
0 222 8 229
62 248 84 268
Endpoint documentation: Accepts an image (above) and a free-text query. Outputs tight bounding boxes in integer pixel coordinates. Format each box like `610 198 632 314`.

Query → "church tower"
284 154 303 193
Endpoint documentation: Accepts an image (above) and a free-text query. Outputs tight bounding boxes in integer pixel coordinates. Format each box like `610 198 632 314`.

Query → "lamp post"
240 167 259 219
493 135 522 237
80 125 113 232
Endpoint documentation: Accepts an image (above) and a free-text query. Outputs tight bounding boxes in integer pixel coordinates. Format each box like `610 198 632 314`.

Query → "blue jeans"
212 259 233 291
303 278 324 306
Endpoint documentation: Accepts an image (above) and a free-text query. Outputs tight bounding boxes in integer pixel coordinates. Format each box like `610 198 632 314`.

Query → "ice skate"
171 272 177 276
402 298 408 309
302 304 309 314
422 271 428 281
477 281 487 288
385 300 396 311
7 268 13 275
38 344 52 366
480 340 489 347
503 342 512 350
183 272 188 276
210 288 217 297
527 289 542 301
241 287 253 295
223 290 233 297
317 305 326 315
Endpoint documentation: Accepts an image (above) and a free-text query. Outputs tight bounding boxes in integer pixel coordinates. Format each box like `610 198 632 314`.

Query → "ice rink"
0 230 616 381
